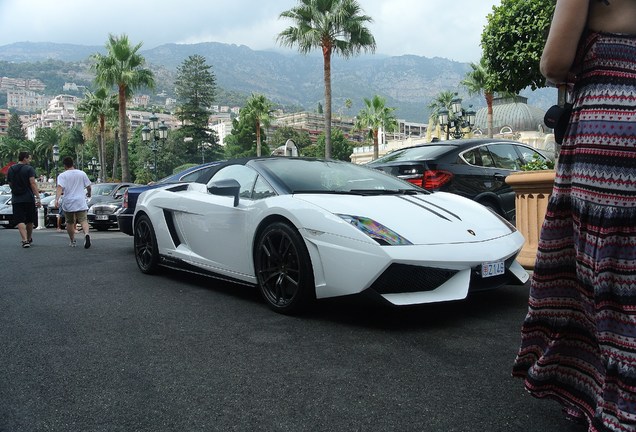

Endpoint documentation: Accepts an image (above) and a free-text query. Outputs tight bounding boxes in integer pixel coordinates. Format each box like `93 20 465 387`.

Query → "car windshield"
92 184 117 196
0 195 11 205
369 145 456 164
256 158 423 194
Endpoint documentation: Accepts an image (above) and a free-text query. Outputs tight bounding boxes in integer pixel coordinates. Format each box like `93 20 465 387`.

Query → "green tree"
461 58 495 138
354 95 398 160
268 126 312 153
77 87 118 180
174 54 219 162
224 115 259 159
244 94 273 157
7 113 26 140
34 127 60 178
92 33 155 182
303 129 354 161
481 0 554 94
278 0 376 159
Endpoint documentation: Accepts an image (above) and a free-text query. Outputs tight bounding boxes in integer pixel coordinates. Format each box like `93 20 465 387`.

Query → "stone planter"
505 170 556 269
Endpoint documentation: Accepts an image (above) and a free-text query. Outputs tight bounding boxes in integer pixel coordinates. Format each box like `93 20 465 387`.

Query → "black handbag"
544 84 572 144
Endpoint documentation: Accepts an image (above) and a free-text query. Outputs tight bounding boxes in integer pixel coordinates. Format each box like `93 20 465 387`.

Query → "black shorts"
12 202 37 225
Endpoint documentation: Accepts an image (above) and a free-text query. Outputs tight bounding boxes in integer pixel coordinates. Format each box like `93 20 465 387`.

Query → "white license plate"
96 215 109 220
481 260 505 278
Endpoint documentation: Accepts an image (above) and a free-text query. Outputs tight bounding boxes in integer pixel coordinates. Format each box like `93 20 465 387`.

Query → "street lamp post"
141 113 168 182
438 96 476 140
87 157 101 182
52 144 60 186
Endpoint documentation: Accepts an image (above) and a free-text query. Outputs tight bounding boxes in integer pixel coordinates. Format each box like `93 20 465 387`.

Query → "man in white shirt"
54 156 92 248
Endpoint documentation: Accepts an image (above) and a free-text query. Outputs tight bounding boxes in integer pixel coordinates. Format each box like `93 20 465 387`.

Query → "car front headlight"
338 214 412 246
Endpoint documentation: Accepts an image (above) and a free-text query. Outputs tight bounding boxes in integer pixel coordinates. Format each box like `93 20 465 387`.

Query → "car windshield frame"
251 158 425 195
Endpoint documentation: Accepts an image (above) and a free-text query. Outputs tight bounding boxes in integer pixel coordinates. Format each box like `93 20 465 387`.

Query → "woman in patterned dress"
512 0 636 431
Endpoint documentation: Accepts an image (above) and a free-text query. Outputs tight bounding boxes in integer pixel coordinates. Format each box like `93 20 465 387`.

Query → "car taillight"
122 190 129 209
406 170 453 189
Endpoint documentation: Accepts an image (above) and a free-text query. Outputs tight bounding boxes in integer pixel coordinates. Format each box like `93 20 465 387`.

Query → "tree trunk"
373 129 379 160
112 130 119 181
322 45 332 160
256 119 261 157
486 92 494 138
99 115 106 182
118 85 130 182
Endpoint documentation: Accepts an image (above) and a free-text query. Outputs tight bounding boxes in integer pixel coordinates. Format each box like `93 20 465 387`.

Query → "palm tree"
278 0 376 159
461 58 495 138
77 87 118 181
354 95 398 160
244 94 273 157
34 128 60 178
92 34 154 182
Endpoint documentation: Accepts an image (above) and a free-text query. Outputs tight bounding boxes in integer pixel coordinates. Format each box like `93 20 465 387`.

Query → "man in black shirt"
7 151 41 248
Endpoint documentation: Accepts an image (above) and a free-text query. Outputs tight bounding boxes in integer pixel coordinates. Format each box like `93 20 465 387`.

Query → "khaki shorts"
64 210 87 225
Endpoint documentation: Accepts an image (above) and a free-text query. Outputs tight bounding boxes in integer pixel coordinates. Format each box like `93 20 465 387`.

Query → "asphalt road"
0 228 582 432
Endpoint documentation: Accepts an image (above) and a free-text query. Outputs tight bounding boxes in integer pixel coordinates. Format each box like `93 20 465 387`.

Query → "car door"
182 165 262 279
481 143 524 218
452 146 493 199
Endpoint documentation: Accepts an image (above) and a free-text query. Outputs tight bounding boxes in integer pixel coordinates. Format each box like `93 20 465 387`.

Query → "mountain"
0 41 554 122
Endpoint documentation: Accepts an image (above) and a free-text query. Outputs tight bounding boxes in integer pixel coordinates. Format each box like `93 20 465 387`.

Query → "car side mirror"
208 179 240 207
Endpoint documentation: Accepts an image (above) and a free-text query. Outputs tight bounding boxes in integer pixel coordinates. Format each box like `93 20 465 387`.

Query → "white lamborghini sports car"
133 157 529 314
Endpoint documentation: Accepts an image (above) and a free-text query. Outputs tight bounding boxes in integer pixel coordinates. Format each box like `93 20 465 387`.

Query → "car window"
369 145 456 164
515 145 545 165
461 148 479 166
252 175 276 200
210 165 257 198
485 144 523 170
478 147 495 168
92 184 117 196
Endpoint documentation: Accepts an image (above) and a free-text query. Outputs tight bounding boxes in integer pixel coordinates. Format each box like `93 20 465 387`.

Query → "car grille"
93 206 117 215
369 264 459 294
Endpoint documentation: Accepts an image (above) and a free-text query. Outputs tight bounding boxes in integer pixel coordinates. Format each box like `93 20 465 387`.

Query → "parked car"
85 183 141 231
118 161 225 235
366 138 551 221
87 201 125 231
133 157 529 315
0 195 15 228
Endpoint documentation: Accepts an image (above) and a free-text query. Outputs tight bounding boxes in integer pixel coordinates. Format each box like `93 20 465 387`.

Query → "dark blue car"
117 161 225 235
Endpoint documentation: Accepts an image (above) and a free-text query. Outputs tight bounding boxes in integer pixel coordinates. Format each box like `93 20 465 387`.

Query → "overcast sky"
0 0 500 63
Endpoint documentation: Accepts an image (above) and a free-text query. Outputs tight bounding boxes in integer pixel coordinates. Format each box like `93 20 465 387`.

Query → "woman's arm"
540 0 589 84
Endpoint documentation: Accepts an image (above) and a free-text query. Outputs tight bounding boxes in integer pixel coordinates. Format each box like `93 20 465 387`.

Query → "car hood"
294 192 517 245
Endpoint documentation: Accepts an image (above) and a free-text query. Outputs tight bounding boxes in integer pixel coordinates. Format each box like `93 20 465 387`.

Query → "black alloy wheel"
255 222 314 314
134 214 160 274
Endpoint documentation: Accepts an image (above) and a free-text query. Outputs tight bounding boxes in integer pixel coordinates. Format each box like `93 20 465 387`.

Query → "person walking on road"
54 156 92 248
7 151 41 248
513 0 636 431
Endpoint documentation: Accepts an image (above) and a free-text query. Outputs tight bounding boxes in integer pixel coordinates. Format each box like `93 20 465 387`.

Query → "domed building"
475 95 555 151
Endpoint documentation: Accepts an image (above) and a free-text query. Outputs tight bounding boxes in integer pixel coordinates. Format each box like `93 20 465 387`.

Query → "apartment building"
0 109 9 136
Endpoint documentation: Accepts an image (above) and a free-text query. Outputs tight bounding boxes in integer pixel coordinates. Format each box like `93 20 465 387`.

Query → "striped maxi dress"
512 31 636 432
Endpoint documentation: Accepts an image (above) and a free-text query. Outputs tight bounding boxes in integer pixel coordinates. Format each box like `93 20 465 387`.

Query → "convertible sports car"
133 157 529 314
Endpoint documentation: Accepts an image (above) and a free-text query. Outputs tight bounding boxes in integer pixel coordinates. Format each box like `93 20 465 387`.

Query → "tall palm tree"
278 0 375 159
77 87 118 181
92 34 154 182
461 58 495 138
244 94 273 157
354 95 398 160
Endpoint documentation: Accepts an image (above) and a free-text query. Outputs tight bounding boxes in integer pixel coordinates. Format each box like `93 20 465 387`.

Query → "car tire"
254 221 314 315
134 214 160 274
